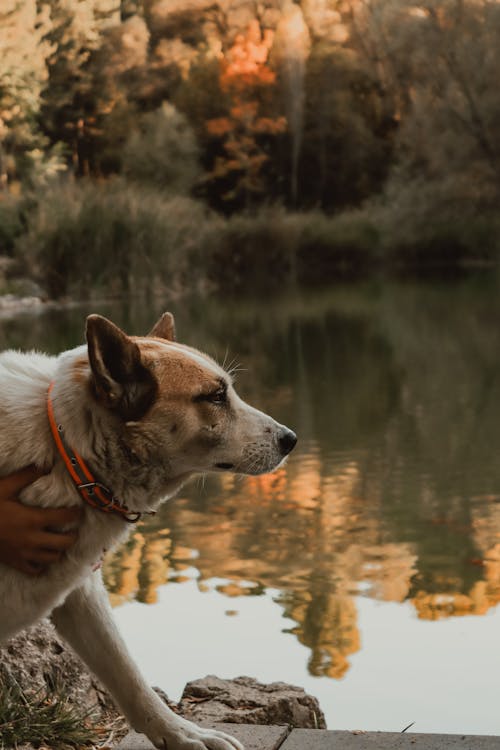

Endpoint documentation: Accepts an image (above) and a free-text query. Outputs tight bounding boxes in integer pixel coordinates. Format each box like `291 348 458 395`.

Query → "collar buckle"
77 481 115 508
77 481 141 523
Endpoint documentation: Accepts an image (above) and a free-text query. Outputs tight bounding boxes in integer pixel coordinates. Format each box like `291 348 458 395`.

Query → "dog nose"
279 428 297 456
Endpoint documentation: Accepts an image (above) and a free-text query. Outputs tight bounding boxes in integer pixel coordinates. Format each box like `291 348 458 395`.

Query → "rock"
2 623 326 748
178 675 327 729
0 293 43 312
4 277 46 299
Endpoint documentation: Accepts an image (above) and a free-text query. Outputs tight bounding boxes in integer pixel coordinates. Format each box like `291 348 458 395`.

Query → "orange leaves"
231 101 258 122
206 116 232 137
204 21 286 204
254 115 287 135
222 20 275 84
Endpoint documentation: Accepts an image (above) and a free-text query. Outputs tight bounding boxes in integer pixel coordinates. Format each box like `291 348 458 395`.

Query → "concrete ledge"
116 724 289 750
116 727 500 750
214 723 289 749
281 730 500 749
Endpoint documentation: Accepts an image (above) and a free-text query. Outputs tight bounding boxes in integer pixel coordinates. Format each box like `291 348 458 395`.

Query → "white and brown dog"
0 312 297 750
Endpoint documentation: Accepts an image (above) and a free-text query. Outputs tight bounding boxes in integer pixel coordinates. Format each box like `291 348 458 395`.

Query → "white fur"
0 344 246 750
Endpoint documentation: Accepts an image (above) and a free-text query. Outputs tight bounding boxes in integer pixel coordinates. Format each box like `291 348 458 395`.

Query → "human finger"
32 529 79 552
26 547 64 564
0 465 47 499
40 505 82 529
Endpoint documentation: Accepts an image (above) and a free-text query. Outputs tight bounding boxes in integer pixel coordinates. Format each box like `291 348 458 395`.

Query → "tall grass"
368 171 500 267
0 195 25 256
18 178 216 299
205 207 380 291
17 183 383 299
15 173 499 302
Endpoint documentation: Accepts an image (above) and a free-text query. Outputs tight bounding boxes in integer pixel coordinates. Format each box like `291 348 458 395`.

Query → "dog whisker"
221 347 231 372
227 364 247 384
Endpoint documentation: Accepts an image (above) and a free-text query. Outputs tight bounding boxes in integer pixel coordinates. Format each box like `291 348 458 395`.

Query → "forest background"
1 0 499 299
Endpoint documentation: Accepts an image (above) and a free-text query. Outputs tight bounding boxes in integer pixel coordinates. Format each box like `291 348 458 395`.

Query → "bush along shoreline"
3 0 500 296
1 179 498 304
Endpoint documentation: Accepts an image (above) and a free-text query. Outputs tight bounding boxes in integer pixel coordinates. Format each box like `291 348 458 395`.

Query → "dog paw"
150 721 244 750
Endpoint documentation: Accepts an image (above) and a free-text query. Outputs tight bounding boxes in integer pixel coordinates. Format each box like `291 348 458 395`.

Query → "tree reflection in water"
2 281 500 681
98 279 500 681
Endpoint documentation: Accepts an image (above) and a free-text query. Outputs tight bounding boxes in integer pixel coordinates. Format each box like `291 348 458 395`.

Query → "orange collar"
47 382 144 524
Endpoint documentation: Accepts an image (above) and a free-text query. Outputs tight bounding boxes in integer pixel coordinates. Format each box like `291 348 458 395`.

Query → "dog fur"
0 312 296 750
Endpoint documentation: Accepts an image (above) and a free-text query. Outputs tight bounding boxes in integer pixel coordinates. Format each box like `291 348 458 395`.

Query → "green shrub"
122 103 201 194
370 173 500 267
205 207 380 292
293 211 379 283
18 179 214 298
205 208 296 292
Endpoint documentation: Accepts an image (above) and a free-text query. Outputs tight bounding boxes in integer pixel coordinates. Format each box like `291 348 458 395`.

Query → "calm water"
3 280 500 735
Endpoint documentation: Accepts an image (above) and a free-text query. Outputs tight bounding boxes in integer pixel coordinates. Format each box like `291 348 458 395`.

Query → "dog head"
85 312 297 480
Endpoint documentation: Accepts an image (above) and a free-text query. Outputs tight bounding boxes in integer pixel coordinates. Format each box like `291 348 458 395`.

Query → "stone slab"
116 724 289 750
212 723 289 749
281 730 500 750
115 732 151 749
116 727 500 750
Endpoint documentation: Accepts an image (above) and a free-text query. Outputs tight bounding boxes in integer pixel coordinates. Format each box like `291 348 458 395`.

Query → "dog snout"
278 428 297 456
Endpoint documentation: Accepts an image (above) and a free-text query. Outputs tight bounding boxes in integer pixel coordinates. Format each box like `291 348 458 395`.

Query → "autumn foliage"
3 0 500 280
204 21 286 208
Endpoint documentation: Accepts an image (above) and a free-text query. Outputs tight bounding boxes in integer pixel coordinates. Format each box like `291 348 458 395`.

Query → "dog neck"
47 382 149 524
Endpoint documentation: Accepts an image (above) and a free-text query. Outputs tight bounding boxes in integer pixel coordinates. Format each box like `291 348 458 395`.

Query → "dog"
0 312 297 750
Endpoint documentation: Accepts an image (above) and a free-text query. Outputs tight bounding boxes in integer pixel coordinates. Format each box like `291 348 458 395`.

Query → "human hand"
0 466 81 575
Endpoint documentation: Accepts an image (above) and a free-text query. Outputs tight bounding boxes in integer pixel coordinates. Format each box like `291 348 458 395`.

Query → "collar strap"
47 382 144 524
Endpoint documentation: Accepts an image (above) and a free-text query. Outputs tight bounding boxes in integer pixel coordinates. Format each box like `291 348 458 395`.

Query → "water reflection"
3 280 500 683
100 447 500 680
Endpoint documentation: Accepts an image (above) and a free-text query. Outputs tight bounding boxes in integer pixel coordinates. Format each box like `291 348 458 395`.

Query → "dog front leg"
51 573 243 750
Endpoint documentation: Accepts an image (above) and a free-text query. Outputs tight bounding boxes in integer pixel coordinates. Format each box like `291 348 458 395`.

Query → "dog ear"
86 315 157 420
148 312 176 341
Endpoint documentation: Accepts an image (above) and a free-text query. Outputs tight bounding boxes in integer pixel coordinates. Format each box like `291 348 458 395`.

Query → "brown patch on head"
106 325 294 481
126 339 232 459
133 338 226 408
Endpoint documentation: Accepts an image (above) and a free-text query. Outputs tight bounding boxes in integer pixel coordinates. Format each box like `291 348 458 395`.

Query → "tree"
0 0 56 187
349 0 500 252
297 40 394 211
272 1 311 205
349 0 500 190
202 20 287 211
87 14 151 174
40 0 119 176
122 102 200 193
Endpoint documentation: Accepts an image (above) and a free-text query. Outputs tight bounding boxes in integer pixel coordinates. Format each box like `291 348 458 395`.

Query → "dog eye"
208 387 227 405
194 385 227 405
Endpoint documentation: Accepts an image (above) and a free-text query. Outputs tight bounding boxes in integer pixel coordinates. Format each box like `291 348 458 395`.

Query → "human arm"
0 466 81 575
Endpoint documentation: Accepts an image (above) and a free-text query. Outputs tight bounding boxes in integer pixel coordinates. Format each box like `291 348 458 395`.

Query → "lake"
2 278 500 736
